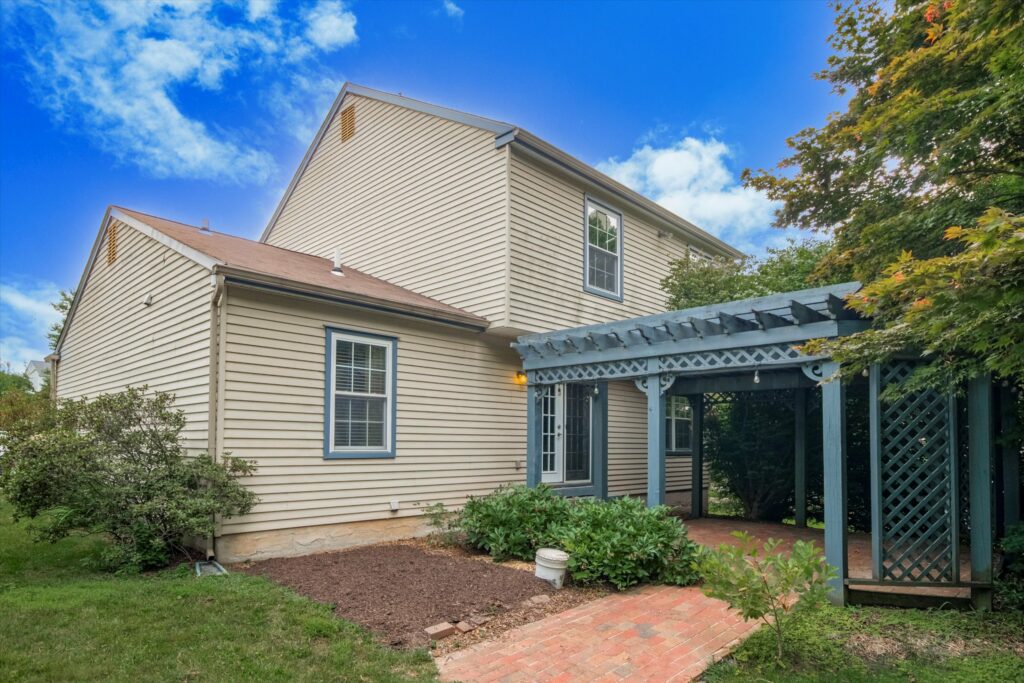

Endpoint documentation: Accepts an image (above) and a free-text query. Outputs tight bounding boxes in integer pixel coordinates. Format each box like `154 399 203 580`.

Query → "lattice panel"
659 344 802 373
877 361 958 583
531 343 804 385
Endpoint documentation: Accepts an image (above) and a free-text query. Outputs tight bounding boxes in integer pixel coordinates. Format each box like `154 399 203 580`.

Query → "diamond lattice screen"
878 361 958 583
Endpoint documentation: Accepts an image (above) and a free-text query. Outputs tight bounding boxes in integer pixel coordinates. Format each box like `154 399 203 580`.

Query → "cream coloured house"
51 84 742 561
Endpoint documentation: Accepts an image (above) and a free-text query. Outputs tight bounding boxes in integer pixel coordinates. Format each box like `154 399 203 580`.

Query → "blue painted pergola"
512 283 1013 608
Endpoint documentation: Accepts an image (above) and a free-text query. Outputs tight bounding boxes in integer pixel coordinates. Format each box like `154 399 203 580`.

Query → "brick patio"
436 583 759 682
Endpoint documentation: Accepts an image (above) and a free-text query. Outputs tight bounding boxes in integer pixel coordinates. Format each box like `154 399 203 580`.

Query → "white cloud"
247 0 277 22
442 0 465 19
0 279 63 374
597 136 790 256
305 0 358 50
5 0 358 185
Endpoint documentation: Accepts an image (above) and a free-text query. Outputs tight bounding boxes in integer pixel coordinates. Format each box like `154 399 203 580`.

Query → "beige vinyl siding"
56 222 212 450
217 286 527 536
507 149 708 332
264 95 510 323
607 381 695 497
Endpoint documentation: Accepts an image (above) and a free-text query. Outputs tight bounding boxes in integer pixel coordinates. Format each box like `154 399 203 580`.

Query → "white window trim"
583 195 624 301
325 328 396 459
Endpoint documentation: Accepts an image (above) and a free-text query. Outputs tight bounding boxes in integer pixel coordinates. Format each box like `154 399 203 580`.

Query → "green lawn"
0 501 438 683
705 602 1024 682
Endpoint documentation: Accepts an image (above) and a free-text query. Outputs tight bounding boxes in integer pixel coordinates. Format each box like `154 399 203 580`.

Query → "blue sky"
0 0 840 371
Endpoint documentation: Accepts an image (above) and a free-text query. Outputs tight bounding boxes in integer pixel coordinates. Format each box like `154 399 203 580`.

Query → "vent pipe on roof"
200 218 210 232
331 248 344 276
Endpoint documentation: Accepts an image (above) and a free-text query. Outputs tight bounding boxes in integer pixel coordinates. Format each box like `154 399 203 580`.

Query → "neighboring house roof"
26 360 48 374
260 83 744 259
54 207 488 354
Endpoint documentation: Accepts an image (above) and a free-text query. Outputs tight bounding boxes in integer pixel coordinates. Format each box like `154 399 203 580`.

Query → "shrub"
460 485 567 561
996 522 1024 611
0 387 257 570
421 501 462 547
554 496 700 590
694 531 835 662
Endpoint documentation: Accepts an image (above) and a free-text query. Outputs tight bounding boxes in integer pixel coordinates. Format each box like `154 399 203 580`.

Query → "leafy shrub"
460 485 568 561
694 531 835 661
996 522 1024 611
1000 522 1024 576
554 496 700 590
421 501 462 547
0 387 257 570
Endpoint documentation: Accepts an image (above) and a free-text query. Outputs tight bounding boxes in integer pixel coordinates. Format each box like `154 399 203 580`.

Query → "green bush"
996 522 1024 611
0 387 257 570
460 485 568 561
694 531 835 662
554 496 700 590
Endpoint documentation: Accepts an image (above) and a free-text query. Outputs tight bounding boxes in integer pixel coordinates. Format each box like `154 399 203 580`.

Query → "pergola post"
646 375 667 507
1001 384 1020 530
526 383 542 488
592 381 609 500
821 362 848 606
794 388 807 528
691 394 704 518
968 375 994 611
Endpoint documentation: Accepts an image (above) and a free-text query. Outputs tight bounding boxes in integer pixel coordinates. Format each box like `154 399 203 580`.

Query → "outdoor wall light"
514 371 527 385
753 369 760 384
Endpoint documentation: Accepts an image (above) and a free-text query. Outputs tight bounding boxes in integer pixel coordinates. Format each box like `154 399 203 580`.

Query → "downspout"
205 271 227 559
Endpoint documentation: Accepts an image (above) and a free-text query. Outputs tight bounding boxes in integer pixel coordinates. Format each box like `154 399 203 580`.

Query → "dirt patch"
237 543 566 648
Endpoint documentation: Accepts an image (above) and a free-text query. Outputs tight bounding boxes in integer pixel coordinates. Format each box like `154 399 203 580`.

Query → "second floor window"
584 197 623 300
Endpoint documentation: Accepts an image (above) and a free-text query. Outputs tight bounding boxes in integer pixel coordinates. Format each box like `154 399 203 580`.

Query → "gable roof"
259 83 743 259
54 207 488 353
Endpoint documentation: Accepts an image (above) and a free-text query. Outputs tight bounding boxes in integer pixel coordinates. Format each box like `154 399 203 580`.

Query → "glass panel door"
563 384 592 483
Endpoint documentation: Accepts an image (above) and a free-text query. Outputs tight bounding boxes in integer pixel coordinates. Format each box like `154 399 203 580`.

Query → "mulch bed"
237 543 562 648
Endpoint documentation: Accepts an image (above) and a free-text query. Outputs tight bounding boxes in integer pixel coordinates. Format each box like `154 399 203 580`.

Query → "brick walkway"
436 584 759 682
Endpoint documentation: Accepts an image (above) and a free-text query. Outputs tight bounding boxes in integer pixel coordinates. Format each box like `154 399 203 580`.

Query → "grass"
0 500 438 682
704 603 1024 682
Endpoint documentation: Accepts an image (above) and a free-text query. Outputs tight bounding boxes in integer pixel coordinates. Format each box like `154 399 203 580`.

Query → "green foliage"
704 603 1024 682
553 496 700 590
0 386 53 435
804 209 1024 390
421 501 462 547
695 531 836 662
459 487 700 589
662 240 833 311
46 288 74 351
1002 522 1024 576
0 370 32 395
0 387 257 570
459 485 568 561
743 0 1024 283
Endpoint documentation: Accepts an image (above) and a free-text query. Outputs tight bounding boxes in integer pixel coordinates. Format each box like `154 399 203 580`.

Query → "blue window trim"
582 194 625 302
323 326 398 459
665 395 693 457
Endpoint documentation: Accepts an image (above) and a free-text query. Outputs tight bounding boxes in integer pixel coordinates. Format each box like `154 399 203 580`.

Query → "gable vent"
106 222 118 265
340 106 356 142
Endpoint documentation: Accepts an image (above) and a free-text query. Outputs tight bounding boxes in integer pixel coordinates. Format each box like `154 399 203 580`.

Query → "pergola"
513 283 1017 608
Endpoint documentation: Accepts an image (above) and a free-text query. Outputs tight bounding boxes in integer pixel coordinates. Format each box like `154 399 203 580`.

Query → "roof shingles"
113 207 488 329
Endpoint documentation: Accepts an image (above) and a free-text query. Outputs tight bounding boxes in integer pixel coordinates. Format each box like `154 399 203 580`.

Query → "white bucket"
535 548 569 589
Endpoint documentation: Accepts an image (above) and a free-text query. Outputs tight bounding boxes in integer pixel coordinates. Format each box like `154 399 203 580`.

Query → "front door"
541 383 592 485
